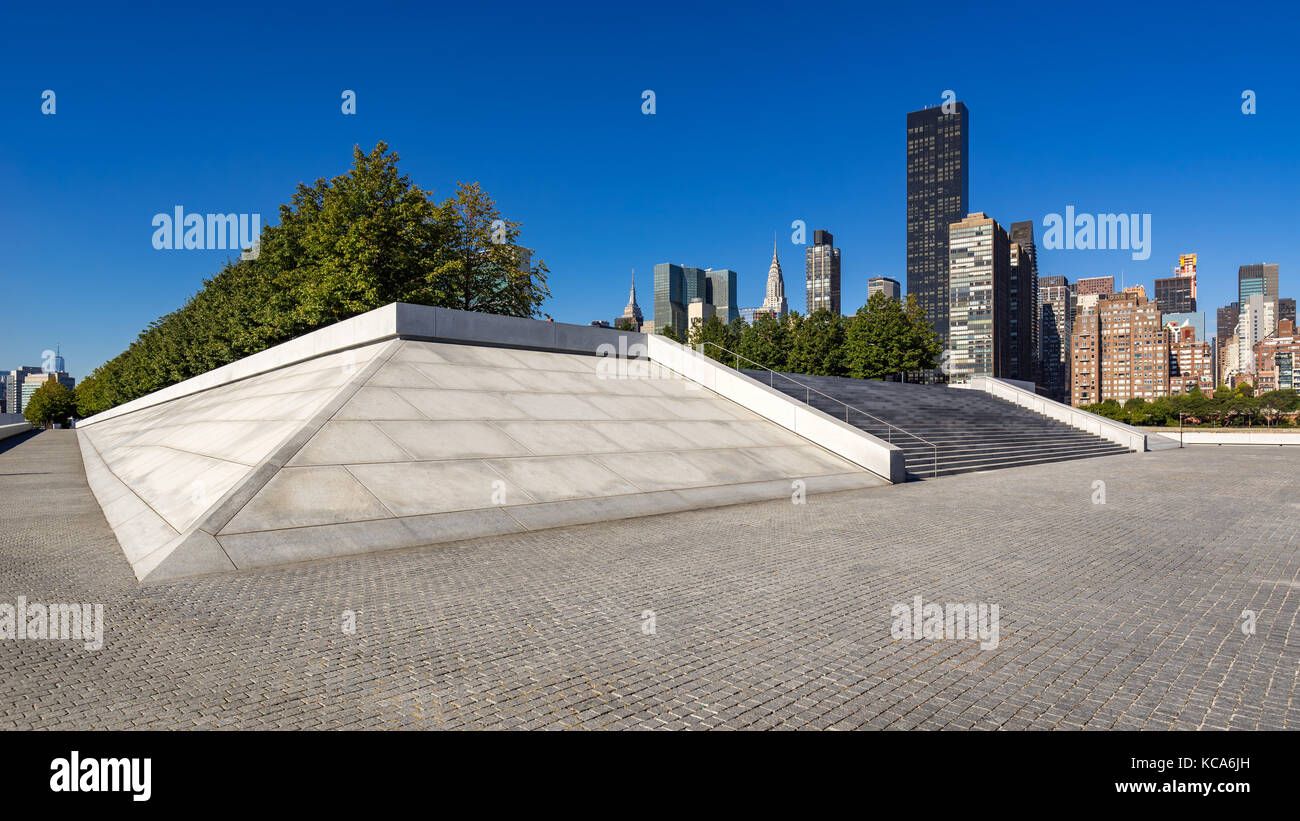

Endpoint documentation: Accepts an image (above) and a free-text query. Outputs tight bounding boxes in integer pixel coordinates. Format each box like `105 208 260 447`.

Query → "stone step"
740 370 1133 480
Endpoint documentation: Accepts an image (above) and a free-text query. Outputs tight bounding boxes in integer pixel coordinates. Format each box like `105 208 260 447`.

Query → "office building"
805 230 841 316
867 276 901 301
906 102 969 347
1279 297 1296 326
1217 302 1241 343
1152 253 1198 314
1238 263 1279 305
947 213 1010 382
653 263 712 338
1039 275 1072 403
1071 289 1168 406
705 269 739 326
1007 221 1039 384
1155 276 1197 313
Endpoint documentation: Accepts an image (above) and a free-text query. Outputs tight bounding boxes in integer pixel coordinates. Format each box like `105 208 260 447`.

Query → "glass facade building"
906 102 969 348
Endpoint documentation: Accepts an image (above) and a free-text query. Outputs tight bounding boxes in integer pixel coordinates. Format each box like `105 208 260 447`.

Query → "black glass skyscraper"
1008 220 1040 384
906 102 969 348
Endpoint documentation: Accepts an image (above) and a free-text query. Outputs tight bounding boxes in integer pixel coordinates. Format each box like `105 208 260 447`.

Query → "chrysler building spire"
761 235 789 317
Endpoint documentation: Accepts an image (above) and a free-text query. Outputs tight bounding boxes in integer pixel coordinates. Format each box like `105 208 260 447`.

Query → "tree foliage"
24 379 76 427
1083 385 1300 427
75 143 549 417
668 292 941 382
843 292 942 379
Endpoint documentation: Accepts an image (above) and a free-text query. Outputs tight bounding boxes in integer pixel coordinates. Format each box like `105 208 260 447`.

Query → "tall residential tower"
805 230 841 315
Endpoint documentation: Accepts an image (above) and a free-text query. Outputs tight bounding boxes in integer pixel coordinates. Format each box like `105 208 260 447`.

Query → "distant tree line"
74 142 550 417
1083 383 1300 427
659 291 941 380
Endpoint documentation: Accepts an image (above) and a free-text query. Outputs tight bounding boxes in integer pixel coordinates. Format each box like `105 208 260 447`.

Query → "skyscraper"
1278 297 1295 326
617 270 644 329
1154 276 1196 313
761 238 789 318
805 230 841 315
1007 221 1039 385
948 212 1010 381
906 102 969 348
1217 302 1240 346
705 269 738 326
1039 275 1072 403
1152 253 1199 314
867 276 901 301
653 263 686 337
1238 263 1279 305
653 263 713 338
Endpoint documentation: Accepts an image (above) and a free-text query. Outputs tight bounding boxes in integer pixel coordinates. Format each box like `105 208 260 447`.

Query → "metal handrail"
697 342 939 479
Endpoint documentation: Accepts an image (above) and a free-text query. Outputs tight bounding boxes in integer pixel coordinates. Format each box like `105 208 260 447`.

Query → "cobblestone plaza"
1 431 1295 730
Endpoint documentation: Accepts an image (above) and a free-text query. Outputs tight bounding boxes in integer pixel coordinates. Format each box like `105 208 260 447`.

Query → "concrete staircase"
744 371 1133 480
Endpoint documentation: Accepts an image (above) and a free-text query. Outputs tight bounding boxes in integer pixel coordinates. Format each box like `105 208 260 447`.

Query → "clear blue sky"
2 0 1297 380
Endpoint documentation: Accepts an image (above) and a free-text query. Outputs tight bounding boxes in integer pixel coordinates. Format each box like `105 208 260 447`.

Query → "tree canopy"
24 378 76 428
75 143 549 417
1084 385 1299 427
673 292 941 381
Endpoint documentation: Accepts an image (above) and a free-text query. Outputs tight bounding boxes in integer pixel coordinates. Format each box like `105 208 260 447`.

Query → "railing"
698 342 939 479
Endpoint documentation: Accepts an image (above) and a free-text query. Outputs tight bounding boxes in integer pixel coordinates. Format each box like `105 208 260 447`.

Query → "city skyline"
4 3 1299 380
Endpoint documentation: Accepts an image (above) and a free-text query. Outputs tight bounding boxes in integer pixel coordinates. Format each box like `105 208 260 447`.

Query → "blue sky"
2 0 1297 379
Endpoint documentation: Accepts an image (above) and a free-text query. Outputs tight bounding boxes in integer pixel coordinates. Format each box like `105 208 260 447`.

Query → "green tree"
1123 397 1151 426
657 323 684 344
843 292 941 379
737 313 791 371
688 314 739 362
71 143 551 417
24 378 76 428
428 181 550 317
787 308 846 376
1146 396 1173 426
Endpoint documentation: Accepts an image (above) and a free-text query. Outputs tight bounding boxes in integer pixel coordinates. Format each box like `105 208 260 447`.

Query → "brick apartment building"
1254 319 1300 392
1071 289 1169 406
